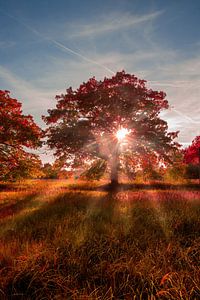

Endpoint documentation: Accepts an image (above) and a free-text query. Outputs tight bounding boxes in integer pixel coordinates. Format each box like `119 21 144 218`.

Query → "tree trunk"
110 147 119 186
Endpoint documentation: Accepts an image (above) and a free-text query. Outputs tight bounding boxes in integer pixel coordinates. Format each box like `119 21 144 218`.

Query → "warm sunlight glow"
116 128 129 141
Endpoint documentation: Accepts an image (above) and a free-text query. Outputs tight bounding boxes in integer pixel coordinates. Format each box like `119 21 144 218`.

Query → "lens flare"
116 128 129 141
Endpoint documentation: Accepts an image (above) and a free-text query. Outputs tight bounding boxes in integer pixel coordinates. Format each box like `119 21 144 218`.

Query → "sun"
116 128 129 141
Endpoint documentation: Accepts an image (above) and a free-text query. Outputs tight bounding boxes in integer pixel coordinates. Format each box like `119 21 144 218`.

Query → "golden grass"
0 180 200 299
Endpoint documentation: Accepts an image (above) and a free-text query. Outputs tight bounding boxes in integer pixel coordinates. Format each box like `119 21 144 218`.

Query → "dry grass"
0 180 200 299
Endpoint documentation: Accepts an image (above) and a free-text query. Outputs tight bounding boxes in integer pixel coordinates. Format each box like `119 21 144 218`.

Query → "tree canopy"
0 90 42 180
44 71 180 184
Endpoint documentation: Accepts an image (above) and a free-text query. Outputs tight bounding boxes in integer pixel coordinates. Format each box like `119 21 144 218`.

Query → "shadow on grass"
67 182 200 193
0 183 14 191
2 185 199 245
0 193 39 219
1 191 115 242
2 187 200 299
1 188 169 248
1 190 168 299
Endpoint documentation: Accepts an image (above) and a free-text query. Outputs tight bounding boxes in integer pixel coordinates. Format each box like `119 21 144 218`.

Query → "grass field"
0 180 200 299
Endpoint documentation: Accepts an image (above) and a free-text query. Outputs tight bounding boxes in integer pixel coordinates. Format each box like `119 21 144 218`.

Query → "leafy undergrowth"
0 180 200 299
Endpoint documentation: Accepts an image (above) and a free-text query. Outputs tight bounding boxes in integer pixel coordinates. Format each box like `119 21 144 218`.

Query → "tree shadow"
2 186 199 299
68 182 200 192
0 193 39 219
1 190 114 242
0 183 14 191
1 183 199 257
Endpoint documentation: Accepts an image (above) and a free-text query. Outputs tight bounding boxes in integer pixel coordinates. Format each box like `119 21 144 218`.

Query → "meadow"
0 180 200 300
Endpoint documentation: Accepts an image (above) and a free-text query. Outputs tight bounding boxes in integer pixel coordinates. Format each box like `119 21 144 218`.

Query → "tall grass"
0 180 200 299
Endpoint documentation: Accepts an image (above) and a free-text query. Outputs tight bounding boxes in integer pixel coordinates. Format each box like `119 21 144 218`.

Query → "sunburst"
116 128 130 142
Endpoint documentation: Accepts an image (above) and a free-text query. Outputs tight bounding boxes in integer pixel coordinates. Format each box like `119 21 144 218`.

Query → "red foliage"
0 90 42 179
43 71 180 181
184 136 200 164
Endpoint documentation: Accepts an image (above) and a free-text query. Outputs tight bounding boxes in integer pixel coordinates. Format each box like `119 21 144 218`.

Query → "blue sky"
0 0 200 162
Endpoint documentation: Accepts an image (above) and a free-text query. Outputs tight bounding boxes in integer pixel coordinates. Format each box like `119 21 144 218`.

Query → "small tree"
0 90 42 180
184 136 200 165
185 164 200 179
41 158 68 179
184 136 200 182
44 71 179 185
41 163 57 179
164 152 186 182
3 153 43 181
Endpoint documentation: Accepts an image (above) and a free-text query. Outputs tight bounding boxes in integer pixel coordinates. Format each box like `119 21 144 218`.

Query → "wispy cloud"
146 55 200 143
0 8 115 75
0 65 57 161
0 6 198 147
0 41 16 48
0 65 55 124
68 10 163 38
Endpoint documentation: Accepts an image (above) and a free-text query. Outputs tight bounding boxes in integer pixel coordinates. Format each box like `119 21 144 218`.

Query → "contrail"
48 39 115 74
0 8 115 75
1 8 199 127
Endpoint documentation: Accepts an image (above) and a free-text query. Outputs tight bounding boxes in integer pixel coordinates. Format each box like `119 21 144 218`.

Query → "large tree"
44 71 179 185
0 90 42 180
